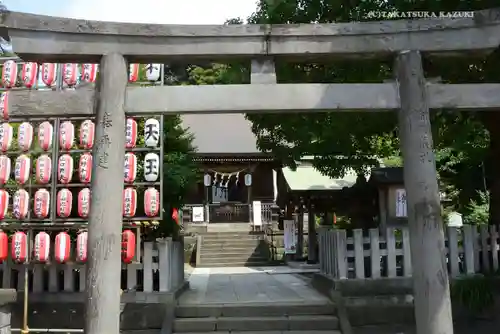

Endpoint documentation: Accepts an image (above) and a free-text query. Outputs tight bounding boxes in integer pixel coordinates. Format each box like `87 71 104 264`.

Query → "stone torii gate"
2 7 500 334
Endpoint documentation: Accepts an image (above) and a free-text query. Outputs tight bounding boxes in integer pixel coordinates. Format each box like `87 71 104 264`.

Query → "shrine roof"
283 164 358 191
369 167 404 185
181 114 261 154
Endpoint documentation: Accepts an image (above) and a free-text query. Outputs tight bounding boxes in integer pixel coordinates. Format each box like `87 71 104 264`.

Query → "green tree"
156 115 200 238
131 66 200 239
230 0 499 224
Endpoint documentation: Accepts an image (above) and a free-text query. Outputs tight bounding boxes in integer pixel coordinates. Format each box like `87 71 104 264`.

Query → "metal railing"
208 203 250 223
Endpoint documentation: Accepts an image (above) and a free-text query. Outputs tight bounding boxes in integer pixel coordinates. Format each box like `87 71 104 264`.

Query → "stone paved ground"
354 321 499 334
181 266 499 333
179 266 327 305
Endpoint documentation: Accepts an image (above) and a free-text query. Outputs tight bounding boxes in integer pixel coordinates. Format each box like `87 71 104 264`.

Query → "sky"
3 0 258 24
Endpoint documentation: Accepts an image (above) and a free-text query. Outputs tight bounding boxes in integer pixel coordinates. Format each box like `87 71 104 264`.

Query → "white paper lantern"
144 118 160 147
143 153 159 182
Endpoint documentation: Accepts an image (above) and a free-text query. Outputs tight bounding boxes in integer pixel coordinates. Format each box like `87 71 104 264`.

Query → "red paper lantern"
54 232 71 263
2 60 18 88
79 120 95 149
0 92 9 120
34 232 51 263
0 231 8 262
33 188 50 219
81 64 98 83
35 154 52 184
125 118 138 148
79 153 92 183
37 121 53 151
0 123 13 152
123 187 137 217
58 154 74 184
12 189 29 219
41 63 56 87
59 121 75 150
76 232 88 263
172 208 179 225
77 188 91 218
14 154 31 185
124 153 137 183
121 230 136 264
17 122 33 151
0 189 8 220
144 187 160 217
62 63 78 86
11 231 27 263
21 62 38 88
56 189 73 218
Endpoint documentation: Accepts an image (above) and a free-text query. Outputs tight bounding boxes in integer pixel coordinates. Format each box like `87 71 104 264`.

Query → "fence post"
369 228 381 279
479 225 490 272
158 239 172 292
402 227 412 277
178 236 185 286
473 226 480 272
491 225 499 272
318 229 324 274
446 227 459 277
172 238 183 289
85 53 127 334
385 227 397 278
353 229 364 279
325 230 332 276
335 230 347 279
462 225 475 274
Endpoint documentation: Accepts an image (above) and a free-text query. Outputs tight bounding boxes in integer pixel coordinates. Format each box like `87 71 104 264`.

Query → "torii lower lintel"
3 83 500 118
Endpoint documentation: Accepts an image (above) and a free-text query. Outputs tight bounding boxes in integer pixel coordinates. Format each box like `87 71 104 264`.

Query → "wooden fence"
318 225 500 279
0 239 185 293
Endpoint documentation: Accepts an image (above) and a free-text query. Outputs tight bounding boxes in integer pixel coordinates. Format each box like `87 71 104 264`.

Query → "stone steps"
173 315 339 332
202 234 265 240
177 332 340 334
201 250 265 257
200 256 268 264
176 302 335 318
201 239 265 246
174 301 339 332
201 258 268 264
198 232 272 267
197 261 270 268
201 246 265 253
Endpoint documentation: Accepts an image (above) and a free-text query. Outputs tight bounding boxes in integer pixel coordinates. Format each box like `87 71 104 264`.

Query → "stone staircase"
173 301 341 333
198 232 271 267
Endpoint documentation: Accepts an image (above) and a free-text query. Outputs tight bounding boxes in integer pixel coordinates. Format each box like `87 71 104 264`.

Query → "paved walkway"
178 266 327 305
353 322 500 334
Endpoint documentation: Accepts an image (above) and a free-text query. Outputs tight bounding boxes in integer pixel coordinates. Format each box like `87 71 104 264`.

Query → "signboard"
252 201 262 226
395 188 407 217
284 219 297 254
192 206 204 222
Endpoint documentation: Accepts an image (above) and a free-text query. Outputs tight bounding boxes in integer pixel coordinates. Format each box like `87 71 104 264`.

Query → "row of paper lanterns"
0 151 160 185
0 118 160 151
0 187 160 219
0 61 162 88
0 230 136 264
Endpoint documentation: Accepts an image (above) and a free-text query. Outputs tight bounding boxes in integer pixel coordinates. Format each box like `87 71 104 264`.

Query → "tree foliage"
220 0 499 223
